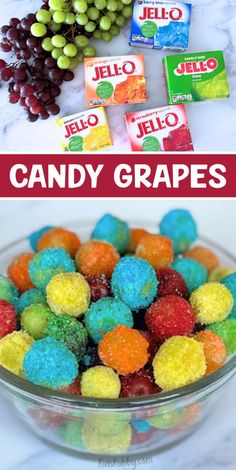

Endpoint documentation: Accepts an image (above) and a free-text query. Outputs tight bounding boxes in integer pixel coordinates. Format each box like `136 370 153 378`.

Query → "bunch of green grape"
31 0 133 70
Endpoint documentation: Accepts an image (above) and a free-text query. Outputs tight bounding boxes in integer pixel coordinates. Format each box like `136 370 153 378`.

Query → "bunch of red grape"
0 7 74 122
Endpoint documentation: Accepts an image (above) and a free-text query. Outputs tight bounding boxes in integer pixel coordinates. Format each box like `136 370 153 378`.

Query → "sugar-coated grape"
100 16 112 30
76 13 88 25
57 55 71 69
31 23 47 37
36 10 52 24
63 43 77 57
51 34 66 47
87 7 100 20
74 0 88 13
83 45 96 57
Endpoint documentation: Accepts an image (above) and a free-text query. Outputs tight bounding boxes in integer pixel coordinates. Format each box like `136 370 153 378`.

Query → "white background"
0 199 236 469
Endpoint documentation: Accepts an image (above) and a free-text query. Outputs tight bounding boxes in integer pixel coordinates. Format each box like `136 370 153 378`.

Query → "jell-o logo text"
136 112 179 138
64 114 99 138
139 7 182 21
92 61 136 81
174 58 218 75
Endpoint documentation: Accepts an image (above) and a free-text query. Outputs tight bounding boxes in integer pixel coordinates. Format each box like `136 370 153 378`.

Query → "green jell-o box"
163 50 230 104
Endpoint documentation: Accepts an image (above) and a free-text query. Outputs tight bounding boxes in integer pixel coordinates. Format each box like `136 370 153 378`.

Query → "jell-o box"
56 107 112 152
125 104 193 152
84 55 147 108
129 1 192 51
163 50 230 104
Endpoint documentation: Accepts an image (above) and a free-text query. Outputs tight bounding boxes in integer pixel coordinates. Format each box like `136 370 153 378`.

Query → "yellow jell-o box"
84 54 147 108
56 107 112 152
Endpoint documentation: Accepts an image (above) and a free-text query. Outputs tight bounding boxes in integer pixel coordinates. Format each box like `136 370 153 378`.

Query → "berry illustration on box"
84 54 147 107
125 104 193 151
130 0 192 50
163 50 230 104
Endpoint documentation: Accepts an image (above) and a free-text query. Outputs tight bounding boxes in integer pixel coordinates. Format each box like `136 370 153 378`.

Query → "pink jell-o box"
125 104 193 151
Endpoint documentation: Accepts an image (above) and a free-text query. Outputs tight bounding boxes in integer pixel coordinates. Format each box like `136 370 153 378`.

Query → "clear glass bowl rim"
0 229 236 410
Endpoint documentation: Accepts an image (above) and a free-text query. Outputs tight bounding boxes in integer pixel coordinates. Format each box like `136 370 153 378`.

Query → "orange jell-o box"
84 54 147 108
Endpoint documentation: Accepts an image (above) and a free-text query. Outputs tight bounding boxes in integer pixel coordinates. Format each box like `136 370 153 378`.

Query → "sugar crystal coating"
81 365 121 398
46 314 88 360
85 297 133 344
111 256 158 310
195 330 226 375
156 268 189 299
46 272 90 317
135 234 174 270
29 248 76 290
184 245 219 273
16 288 47 315
28 226 54 251
7 252 34 293
0 274 19 306
171 257 207 294
128 228 150 253
0 300 17 338
152 336 206 391
0 331 34 376
37 228 81 257
208 266 235 282
75 240 119 277
206 318 236 354
159 209 197 254
190 282 233 325
23 337 78 389
91 213 130 254
21 303 54 339
221 272 236 318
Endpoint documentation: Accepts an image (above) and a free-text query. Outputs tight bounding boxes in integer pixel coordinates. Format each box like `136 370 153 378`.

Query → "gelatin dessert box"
56 107 112 152
84 55 147 108
163 50 230 104
130 0 192 50
125 104 193 151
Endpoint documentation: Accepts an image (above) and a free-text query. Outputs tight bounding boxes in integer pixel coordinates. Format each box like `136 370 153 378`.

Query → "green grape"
64 12 76 24
63 43 78 57
77 52 85 62
116 1 123 11
107 11 116 22
74 0 88 13
74 34 89 48
86 0 94 4
49 21 62 32
57 55 71 69
36 10 52 24
101 31 112 41
110 24 120 35
94 0 107 10
87 7 100 20
115 14 125 27
53 11 66 23
83 45 97 57
49 0 66 10
122 5 133 17
42 37 53 51
106 0 118 11
51 34 67 47
121 0 133 4
76 13 88 25
51 47 64 59
31 23 47 37
93 29 102 39
100 16 112 30
85 21 96 32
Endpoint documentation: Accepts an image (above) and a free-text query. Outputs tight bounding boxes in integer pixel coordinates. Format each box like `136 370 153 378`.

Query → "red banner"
0 153 235 197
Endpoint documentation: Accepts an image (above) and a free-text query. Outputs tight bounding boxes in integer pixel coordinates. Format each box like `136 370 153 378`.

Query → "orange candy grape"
37 228 81 257
184 245 219 273
7 252 34 293
135 234 174 270
195 330 227 375
128 228 150 253
75 240 119 278
98 325 149 375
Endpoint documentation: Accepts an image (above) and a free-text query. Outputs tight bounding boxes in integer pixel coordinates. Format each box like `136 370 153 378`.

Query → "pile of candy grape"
0 210 236 400
0 0 132 122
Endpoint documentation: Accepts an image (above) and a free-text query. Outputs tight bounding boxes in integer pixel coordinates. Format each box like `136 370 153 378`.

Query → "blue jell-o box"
130 0 192 51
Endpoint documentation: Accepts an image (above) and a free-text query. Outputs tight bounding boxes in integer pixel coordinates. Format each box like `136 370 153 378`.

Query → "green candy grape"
74 0 88 13
36 10 52 24
75 34 89 48
100 16 112 30
94 0 107 10
106 0 118 11
65 12 76 24
51 47 64 59
42 37 53 51
83 45 97 57
115 14 125 27
53 11 66 23
93 29 102 39
63 43 78 57
101 31 112 41
57 55 71 69
49 0 66 10
107 11 116 22
51 34 67 47
110 24 120 35
76 13 88 25
31 23 47 37
87 7 100 20
85 21 96 32
122 5 132 17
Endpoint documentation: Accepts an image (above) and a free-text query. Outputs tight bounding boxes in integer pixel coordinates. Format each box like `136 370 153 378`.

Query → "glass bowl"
0 219 236 457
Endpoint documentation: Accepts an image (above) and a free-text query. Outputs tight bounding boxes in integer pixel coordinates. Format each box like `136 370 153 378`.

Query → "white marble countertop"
0 199 236 469
0 0 236 153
